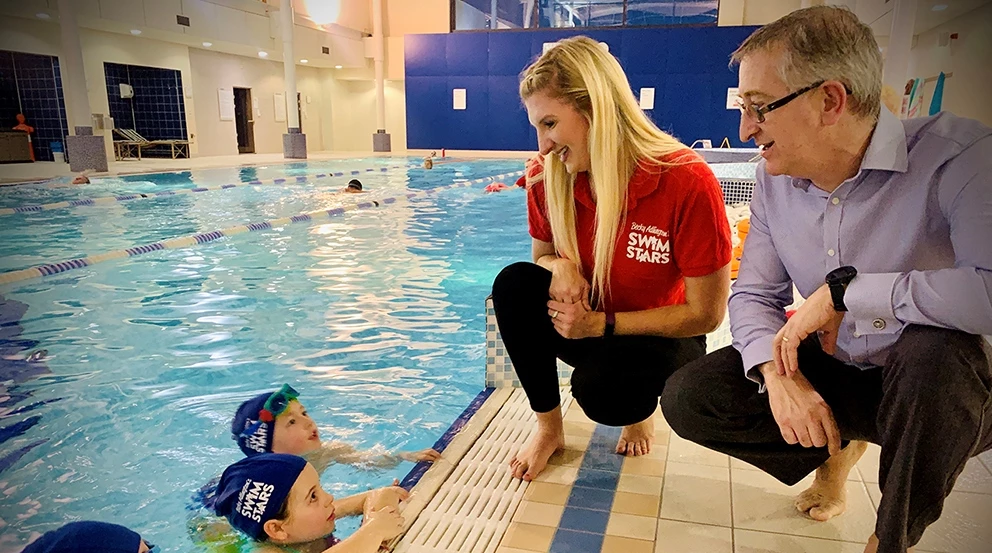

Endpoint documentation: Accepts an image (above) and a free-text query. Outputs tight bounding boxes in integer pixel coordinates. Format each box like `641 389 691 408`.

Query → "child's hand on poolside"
363 506 405 542
399 448 441 463
364 484 411 517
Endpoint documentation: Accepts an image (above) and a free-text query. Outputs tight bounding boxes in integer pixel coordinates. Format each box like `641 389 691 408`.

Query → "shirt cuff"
844 272 900 336
740 334 775 392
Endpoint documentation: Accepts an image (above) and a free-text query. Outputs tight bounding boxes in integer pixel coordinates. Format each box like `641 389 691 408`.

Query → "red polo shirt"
526 151 731 313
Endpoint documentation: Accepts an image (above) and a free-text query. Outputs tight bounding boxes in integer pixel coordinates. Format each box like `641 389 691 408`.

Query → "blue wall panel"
406 25 759 150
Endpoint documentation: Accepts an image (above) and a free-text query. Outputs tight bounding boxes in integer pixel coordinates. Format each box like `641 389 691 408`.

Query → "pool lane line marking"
0 171 524 286
0 164 422 217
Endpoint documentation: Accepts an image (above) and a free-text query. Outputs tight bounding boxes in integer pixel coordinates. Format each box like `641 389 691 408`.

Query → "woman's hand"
362 506 405 542
548 259 591 305
548 300 605 339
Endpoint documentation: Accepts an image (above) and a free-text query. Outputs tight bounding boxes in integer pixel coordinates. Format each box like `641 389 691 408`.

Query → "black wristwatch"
825 266 858 312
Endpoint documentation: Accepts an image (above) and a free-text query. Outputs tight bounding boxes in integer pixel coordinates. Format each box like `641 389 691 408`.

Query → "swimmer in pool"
21 521 157 553
232 384 441 471
342 179 364 194
423 151 435 170
215 454 406 553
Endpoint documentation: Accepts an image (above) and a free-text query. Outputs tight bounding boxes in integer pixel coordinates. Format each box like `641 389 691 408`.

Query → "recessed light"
335 65 342 69
258 51 268 58
932 4 947 11
202 41 212 47
36 13 50 19
130 29 142 35
300 59 308 63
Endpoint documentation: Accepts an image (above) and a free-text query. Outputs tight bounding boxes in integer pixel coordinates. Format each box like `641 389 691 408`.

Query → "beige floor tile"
860 444 991 493
547 447 585 467
653 405 672 433
668 434 730 467
532 465 578 486
622 455 667 477
731 469 876 543
731 457 862 482
856 443 881 483
660 462 732 526
496 548 538 553
654 519 733 553
617 473 664 497
564 432 592 451
867 484 992 553
563 405 595 424
733 529 867 552
563 420 596 437
601 535 655 553
523 481 572 505
979 449 992 472
511 500 565 527
606 512 658 541
499 522 556 552
611 491 660 517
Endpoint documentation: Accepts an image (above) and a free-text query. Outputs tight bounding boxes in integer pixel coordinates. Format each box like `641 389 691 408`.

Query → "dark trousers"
660 326 992 553
491 262 706 427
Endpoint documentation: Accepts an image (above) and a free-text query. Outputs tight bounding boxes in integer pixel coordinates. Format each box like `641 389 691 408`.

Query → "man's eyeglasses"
737 80 825 124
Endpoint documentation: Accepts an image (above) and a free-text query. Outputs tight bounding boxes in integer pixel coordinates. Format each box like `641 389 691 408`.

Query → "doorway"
233 87 255 154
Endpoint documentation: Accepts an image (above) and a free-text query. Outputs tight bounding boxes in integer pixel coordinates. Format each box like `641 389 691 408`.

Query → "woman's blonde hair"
519 36 691 306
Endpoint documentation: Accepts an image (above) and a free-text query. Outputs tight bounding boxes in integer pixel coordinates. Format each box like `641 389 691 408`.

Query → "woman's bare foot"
796 440 867 521
616 417 654 456
510 406 565 481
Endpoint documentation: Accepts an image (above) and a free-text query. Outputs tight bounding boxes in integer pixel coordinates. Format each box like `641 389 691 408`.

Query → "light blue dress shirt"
731 108 992 385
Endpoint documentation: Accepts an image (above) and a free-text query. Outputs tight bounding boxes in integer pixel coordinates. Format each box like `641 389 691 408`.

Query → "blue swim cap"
231 392 274 456
22 521 143 553
214 453 308 541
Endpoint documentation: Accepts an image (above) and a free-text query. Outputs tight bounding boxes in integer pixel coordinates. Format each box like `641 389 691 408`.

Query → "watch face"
827 266 857 285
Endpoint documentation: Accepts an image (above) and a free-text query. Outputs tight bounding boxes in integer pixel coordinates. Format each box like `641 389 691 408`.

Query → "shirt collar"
790 107 909 190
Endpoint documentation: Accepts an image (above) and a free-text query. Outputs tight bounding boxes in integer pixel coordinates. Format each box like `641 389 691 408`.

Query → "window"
452 0 719 31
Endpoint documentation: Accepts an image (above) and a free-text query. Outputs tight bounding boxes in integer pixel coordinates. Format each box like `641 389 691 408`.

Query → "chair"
113 129 189 160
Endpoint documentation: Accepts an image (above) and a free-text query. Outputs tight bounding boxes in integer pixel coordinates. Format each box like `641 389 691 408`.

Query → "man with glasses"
660 6 991 553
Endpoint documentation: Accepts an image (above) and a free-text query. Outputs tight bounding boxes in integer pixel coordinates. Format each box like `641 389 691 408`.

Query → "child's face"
275 463 337 543
270 400 321 455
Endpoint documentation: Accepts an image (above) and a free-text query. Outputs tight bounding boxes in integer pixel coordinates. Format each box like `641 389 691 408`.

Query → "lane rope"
0 170 524 286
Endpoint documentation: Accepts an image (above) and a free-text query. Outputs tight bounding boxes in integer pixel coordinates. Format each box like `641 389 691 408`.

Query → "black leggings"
491 262 706 427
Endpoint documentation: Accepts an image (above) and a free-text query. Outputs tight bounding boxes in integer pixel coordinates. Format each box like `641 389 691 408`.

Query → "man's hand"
773 284 845 376
547 300 604 339
760 362 842 456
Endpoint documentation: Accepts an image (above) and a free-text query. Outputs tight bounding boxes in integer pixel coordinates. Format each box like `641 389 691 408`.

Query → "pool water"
0 158 530 552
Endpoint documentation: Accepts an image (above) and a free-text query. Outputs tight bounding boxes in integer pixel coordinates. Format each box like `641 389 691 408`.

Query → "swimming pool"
0 158 530 552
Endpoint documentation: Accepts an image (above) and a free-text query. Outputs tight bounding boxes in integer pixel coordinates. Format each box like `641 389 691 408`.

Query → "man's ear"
820 80 849 125
263 519 288 543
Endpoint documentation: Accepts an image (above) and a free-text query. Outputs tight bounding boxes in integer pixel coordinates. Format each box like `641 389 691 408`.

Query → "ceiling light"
202 41 213 47
36 13 50 19
258 51 268 58
932 4 947 10
335 65 342 69
130 29 142 35
300 59 308 63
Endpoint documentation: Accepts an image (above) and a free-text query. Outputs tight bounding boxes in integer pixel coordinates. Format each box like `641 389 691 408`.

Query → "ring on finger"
782 336 790 342
552 310 559 319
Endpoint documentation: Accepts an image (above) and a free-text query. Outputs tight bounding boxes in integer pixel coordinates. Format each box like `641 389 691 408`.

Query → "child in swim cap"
343 179 364 193
22 521 157 553
214 454 406 552
232 384 441 472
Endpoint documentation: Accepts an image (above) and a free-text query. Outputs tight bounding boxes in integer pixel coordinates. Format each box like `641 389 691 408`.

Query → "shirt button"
831 197 840 205
872 318 886 330
853 332 861 338
827 249 836 256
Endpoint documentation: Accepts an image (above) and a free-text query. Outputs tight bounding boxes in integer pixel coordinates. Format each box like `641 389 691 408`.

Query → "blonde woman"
491 36 732 481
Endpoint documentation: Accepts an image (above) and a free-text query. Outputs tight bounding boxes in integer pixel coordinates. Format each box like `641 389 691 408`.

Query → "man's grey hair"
731 5 883 120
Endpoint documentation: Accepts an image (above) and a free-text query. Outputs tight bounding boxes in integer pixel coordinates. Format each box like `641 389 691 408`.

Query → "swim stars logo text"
237 478 275 522
627 222 670 264
245 420 269 453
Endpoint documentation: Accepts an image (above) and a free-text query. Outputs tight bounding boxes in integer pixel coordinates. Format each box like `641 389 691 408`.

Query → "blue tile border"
550 528 605 553
566 486 616 512
558 506 611 534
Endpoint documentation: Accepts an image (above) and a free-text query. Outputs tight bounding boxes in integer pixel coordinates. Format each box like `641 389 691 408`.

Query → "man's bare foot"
863 533 915 553
796 440 868 521
616 417 654 456
510 406 565 481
